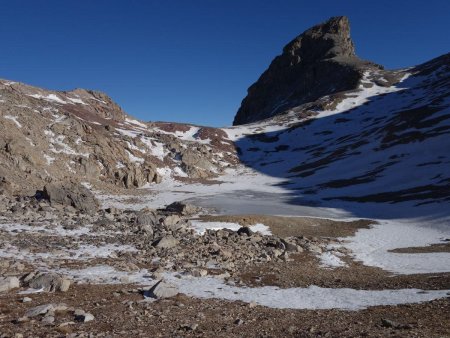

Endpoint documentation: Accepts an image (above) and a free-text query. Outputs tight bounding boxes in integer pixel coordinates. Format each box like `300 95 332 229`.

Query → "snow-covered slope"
227 53 450 215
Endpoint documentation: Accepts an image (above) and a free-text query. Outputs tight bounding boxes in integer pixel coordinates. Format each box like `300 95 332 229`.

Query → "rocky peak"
283 16 355 62
233 16 380 125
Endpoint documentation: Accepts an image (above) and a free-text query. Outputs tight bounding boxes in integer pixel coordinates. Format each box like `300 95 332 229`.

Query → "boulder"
153 235 179 249
146 280 179 299
41 182 98 214
135 210 157 226
75 311 95 322
162 214 181 228
0 276 20 292
26 272 71 292
237 227 253 236
25 304 54 318
165 202 199 216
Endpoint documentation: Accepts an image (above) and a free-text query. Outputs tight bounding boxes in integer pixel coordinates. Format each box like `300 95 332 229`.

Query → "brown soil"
198 214 373 238
237 252 450 290
389 242 450 253
0 284 448 338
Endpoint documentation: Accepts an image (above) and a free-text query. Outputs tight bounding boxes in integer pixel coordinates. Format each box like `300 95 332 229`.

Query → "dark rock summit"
233 16 381 125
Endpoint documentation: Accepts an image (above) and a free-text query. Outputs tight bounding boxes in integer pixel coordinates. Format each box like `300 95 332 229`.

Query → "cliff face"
233 16 381 125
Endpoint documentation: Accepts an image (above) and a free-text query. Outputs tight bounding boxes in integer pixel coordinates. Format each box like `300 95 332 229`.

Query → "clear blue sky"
1 1 449 126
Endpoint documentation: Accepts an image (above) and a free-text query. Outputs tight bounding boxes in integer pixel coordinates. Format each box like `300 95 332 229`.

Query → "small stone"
381 318 412 330
381 318 397 328
179 323 198 331
146 280 179 299
74 309 85 316
153 235 179 249
191 269 208 277
234 318 244 325
163 214 181 227
15 316 29 323
25 303 54 317
75 312 95 322
42 315 55 324
237 227 253 236
22 297 32 303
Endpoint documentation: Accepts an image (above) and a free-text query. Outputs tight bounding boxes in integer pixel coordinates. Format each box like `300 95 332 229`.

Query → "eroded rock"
41 182 98 214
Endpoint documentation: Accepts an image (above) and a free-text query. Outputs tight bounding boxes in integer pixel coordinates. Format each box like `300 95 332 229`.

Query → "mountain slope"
0 81 235 195
227 52 450 210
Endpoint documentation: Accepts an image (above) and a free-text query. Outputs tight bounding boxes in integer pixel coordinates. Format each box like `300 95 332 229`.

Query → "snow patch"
67 97 87 105
339 219 450 274
28 93 67 104
165 274 449 310
126 150 144 164
3 115 22 128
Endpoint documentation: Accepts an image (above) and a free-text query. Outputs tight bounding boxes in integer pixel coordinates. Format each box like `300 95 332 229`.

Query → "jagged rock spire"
233 16 378 125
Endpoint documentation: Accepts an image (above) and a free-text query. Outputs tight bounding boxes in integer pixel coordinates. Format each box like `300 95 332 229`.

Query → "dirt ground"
1 213 449 337
0 284 449 338
237 252 450 290
198 214 374 238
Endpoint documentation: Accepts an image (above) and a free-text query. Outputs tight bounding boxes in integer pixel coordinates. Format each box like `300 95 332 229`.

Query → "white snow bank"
125 117 148 129
116 128 140 138
315 72 410 118
319 251 347 268
126 150 144 164
339 219 450 274
165 274 449 310
60 265 152 285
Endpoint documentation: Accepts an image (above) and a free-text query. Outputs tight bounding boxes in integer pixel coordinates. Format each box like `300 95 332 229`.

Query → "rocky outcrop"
233 16 382 125
42 182 99 214
24 272 71 292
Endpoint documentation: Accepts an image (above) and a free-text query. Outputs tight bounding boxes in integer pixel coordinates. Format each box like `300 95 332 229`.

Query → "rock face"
42 182 98 214
233 16 381 125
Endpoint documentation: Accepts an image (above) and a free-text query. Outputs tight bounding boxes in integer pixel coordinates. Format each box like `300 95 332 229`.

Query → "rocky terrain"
0 81 236 196
1 16 449 338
